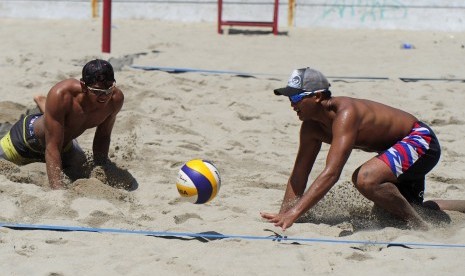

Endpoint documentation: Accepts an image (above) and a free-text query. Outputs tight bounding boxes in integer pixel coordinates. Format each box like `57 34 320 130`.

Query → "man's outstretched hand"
260 209 299 231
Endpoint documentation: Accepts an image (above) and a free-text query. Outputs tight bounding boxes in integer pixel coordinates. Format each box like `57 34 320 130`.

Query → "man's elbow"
322 170 341 185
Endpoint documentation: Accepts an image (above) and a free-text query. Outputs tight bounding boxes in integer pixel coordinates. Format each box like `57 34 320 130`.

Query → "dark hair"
82 59 115 87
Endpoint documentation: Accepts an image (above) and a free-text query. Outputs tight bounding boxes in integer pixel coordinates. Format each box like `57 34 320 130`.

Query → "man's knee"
352 165 378 195
352 167 360 186
354 158 397 191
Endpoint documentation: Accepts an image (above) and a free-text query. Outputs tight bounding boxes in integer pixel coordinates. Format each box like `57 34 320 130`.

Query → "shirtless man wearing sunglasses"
0 59 124 189
261 67 465 230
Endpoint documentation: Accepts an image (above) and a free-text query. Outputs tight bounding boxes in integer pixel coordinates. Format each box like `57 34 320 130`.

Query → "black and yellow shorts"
0 114 47 164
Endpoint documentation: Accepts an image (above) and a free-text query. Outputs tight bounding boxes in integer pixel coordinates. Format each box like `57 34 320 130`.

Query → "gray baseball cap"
274 67 330 96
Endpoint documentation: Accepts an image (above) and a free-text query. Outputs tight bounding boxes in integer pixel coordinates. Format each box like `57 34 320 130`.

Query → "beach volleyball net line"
1 222 465 249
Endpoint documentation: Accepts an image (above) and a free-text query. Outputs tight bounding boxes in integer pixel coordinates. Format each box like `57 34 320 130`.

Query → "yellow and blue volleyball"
176 159 221 204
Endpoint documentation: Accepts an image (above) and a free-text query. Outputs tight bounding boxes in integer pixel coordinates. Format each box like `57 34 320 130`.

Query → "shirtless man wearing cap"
260 67 465 230
0 59 124 189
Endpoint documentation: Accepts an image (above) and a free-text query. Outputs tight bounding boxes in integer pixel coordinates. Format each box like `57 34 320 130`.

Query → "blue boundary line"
130 65 266 76
130 65 390 80
1 222 465 249
131 66 465 82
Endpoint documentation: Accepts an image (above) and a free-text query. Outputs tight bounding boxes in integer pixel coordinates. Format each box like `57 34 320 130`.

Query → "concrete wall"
296 0 465 31
0 0 464 31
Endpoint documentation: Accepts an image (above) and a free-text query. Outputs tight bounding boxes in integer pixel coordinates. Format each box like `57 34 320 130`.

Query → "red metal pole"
102 0 112 53
217 0 223 34
273 0 279 35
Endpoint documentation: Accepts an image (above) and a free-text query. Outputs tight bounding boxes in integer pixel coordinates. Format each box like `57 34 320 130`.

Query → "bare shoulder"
334 96 400 111
49 78 81 92
331 96 360 111
46 79 81 112
332 96 398 117
112 87 124 102
111 88 124 112
47 79 81 100
328 97 363 122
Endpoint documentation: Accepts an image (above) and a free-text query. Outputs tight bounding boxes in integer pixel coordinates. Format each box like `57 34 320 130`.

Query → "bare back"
304 96 418 152
33 78 124 147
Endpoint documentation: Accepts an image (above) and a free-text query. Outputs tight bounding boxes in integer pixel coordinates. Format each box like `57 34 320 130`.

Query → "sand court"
1 18 465 275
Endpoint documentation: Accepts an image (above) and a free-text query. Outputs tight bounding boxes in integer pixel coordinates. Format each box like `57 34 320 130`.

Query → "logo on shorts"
418 191 424 198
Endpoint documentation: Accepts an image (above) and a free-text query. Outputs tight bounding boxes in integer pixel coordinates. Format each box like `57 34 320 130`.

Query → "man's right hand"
260 208 300 231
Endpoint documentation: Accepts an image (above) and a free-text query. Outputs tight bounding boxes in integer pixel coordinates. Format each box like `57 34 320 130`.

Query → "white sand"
1 18 465 275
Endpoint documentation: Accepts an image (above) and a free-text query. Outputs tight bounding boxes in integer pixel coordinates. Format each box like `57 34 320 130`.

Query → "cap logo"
287 70 302 89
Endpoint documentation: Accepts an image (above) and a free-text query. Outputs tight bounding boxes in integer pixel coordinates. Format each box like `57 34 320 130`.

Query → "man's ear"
314 92 325 103
80 79 88 93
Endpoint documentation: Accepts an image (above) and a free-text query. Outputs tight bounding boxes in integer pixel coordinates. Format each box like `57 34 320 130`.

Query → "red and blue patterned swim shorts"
377 121 441 203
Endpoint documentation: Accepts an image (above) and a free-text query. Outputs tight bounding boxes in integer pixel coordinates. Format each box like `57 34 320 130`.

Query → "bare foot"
33 95 46 113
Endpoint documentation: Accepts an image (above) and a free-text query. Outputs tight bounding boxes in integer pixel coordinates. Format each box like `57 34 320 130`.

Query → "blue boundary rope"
130 65 268 77
130 65 389 80
131 65 465 82
1 222 465 249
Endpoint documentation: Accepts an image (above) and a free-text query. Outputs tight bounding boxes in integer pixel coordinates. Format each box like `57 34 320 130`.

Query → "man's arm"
262 109 359 230
44 86 73 189
290 115 357 218
92 91 123 165
279 122 322 213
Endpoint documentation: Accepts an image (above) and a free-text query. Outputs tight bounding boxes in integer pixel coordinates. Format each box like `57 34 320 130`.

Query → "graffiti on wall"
319 0 408 22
